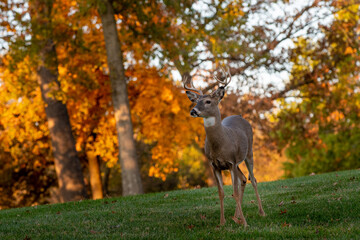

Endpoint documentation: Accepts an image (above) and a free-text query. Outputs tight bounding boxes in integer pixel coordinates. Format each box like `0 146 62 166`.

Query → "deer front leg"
212 167 225 225
230 166 248 227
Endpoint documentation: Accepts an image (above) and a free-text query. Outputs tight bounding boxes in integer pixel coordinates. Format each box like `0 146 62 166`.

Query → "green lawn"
1 169 359 239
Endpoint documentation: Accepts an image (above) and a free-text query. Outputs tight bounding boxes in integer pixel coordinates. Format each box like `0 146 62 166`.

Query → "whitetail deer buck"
184 68 265 227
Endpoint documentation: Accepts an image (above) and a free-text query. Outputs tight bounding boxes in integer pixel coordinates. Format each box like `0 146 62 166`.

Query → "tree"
2 0 358 208
272 1 360 177
97 0 143 195
29 0 88 201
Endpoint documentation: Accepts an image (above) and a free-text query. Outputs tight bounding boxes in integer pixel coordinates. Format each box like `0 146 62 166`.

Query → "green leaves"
273 1 360 178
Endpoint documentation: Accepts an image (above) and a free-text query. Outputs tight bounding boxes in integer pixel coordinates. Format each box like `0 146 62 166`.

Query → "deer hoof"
259 210 266 216
232 216 248 227
220 219 226 226
231 216 241 224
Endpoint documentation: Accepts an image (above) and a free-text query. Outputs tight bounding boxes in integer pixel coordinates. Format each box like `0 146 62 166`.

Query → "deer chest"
206 150 232 170
210 158 231 170
205 139 236 170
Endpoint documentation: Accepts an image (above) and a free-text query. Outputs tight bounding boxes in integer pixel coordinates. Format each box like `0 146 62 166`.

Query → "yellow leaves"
335 3 360 22
33 158 42 168
58 66 67 76
148 166 157 178
225 2 245 18
344 46 356 55
209 36 221 56
75 137 83 152
171 101 180 114
161 88 173 102
210 36 216 46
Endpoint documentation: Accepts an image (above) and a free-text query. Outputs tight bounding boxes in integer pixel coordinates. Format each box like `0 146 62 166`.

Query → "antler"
183 75 203 95
214 66 232 88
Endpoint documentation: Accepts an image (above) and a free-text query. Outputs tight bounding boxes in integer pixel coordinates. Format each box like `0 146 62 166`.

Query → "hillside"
0 169 359 239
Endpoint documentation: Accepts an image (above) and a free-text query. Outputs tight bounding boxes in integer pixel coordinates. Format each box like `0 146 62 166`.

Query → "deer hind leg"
230 166 248 227
234 166 247 219
245 157 266 216
212 167 226 225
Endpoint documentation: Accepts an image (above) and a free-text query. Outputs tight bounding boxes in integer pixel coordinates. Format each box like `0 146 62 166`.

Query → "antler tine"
225 66 232 86
214 66 232 87
183 75 203 95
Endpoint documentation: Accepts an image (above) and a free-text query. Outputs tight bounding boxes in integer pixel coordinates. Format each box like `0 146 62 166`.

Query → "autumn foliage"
0 0 359 208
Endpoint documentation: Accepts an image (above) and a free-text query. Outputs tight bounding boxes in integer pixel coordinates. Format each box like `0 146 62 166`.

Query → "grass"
0 169 359 239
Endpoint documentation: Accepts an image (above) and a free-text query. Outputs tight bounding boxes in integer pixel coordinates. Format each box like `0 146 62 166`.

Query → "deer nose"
190 108 199 117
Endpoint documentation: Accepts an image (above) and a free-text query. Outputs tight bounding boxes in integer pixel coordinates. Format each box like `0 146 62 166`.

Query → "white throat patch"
204 117 216 127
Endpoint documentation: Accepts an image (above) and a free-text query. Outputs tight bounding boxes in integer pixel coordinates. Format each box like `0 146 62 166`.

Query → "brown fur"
186 86 266 227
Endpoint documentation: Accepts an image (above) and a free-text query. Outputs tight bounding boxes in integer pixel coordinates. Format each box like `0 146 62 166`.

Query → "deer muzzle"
190 108 200 117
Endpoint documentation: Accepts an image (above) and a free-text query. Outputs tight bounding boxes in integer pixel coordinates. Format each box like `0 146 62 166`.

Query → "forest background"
0 0 359 208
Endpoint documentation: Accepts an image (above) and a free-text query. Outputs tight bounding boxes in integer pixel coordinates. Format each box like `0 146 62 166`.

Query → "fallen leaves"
282 221 291 227
187 224 195 230
280 209 287 215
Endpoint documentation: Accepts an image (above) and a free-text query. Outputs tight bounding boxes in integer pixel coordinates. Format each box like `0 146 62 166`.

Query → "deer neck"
203 109 225 144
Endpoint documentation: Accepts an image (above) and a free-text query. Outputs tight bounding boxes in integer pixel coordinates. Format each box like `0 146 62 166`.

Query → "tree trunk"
87 149 103 199
30 0 87 202
98 0 143 195
103 166 111 196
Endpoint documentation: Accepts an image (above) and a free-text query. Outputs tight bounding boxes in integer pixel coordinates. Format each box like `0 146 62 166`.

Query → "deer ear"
211 87 225 102
186 91 200 102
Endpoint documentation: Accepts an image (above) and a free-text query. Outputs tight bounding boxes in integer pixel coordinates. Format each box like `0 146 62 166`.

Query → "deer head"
184 67 231 119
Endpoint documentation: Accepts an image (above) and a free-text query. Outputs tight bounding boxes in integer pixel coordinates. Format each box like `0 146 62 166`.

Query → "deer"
183 68 265 227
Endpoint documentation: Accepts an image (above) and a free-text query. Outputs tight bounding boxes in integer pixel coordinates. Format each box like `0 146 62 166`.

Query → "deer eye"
205 100 211 104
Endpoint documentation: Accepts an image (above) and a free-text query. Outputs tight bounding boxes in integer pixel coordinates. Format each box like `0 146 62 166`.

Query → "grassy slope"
0 169 359 239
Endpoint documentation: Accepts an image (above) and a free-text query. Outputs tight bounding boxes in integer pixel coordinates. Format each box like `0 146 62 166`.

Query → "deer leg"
245 159 266 216
234 166 247 218
230 167 248 227
212 167 226 225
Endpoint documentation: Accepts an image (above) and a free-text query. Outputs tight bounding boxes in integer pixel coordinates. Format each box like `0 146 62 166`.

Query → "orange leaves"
344 46 356 55
127 65 204 180
280 209 287 215
327 110 345 123
161 87 174 102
